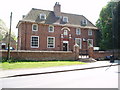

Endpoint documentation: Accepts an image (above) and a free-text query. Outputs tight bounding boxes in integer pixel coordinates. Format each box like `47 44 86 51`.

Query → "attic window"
81 19 87 26
40 14 46 20
63 16 68 22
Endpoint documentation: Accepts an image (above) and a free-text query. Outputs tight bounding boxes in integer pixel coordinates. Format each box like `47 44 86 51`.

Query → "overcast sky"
0 0 110 36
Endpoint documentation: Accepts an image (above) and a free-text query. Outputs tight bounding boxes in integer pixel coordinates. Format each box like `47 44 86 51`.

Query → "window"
40 14 46 20
76 28 81 35
64 30 68 35
48 25 54 32
32 24 38 31
81 19 87 26
47 37 55 48
88 30 92 36
31 36 39 48
75 38 82 49
63 16 68 22
87 39 93 47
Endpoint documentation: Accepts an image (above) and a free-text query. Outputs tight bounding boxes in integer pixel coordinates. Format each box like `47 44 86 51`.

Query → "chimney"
54 2 61 17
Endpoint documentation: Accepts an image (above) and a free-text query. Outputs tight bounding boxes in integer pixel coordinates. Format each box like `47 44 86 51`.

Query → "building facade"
0 33 16 50
17 2 98 51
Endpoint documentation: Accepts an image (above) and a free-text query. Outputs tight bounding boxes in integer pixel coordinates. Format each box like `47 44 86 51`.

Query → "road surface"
1 65 119 88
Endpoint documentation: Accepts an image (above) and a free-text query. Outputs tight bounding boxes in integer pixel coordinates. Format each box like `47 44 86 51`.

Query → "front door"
63 43 68 51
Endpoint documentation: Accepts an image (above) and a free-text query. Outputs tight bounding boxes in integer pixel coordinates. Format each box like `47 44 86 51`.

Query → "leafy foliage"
0 19 16 41
96 1 120 50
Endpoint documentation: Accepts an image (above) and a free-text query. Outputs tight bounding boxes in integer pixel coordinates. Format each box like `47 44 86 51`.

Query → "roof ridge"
32 8 53 12
61 12 83 16
32 8 84 16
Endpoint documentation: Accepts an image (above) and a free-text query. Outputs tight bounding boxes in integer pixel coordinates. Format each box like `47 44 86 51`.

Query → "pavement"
0 61 119 78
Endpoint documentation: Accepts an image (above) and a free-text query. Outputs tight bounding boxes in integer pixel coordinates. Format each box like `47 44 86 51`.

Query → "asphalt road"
1 65 118 88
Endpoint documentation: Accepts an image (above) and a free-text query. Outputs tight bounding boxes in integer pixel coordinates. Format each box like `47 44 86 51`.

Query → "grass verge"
1 61 86 70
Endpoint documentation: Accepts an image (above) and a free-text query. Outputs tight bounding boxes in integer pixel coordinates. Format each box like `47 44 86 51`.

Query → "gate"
79 49 89 58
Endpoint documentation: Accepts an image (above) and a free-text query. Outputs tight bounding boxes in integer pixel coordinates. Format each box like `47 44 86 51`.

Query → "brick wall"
1 50 79 61
18 22 96 51
93 50 120 59
88 48 120 59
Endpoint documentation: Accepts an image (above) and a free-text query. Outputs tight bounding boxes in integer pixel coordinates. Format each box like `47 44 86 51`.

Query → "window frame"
48 25 54 32
47 37 55 48
63 16 68 23
63 30 68 35
76 28 81 35
81 19 87 26
87 39 93 47
31 36 39 48
32 24 38 31
75 38 82 49
40 14 46 20
88 30 93 36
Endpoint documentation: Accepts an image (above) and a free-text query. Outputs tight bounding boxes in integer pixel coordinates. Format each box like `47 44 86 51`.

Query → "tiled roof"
19 8 97 29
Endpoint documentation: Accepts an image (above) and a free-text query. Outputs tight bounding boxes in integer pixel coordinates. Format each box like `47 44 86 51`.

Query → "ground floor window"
31 36 39 48
87 39 93 47
75 38 82 49
47 37 55 48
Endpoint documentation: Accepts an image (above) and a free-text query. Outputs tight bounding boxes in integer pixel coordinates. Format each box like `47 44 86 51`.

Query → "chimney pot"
54 2 61 17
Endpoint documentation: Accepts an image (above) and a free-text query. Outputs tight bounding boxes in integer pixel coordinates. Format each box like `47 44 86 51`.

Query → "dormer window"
32 24 38 31
40 14 46 20
63 16 68 22
81 19 87 26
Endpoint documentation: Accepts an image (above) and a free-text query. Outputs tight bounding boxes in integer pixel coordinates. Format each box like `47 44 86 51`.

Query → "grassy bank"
1 61 86 70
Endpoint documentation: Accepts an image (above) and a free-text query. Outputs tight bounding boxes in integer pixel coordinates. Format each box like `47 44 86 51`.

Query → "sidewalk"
0 61 118 78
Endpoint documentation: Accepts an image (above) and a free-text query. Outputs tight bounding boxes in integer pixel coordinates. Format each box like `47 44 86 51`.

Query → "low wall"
1 50 79 61
92 50 120 59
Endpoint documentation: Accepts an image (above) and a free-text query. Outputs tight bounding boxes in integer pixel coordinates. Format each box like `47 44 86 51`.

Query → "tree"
0 19 16 41
96 1 119 50
112 1 120 49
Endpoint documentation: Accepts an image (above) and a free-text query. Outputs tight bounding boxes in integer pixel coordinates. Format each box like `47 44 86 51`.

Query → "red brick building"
17 2 98 51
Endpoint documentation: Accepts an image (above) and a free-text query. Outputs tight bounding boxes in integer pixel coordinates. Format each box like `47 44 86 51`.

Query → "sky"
0 0 110 36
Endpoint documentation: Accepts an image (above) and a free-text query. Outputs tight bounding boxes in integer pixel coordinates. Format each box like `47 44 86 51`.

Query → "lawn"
1 61 86 70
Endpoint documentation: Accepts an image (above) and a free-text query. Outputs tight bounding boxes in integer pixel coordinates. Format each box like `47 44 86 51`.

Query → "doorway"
63 41 68 51
2 45 6 49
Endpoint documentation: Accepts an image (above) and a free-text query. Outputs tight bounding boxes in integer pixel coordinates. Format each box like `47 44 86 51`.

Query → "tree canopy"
0 19 16 41
96 1 120 50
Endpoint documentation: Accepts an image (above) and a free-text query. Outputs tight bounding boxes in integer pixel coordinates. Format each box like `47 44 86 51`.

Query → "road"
1 65 118 88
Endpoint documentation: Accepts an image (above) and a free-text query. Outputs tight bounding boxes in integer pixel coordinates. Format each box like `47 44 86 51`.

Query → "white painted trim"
32 24 38 31
63 30 68 35
31 36 39 48
87 39 93 47
1 43 6 45
88 29 92 36
63 16 68 23
63 41 68 43
40 13 46 20
63 41 69 51
76 28 81 35
61 27 70 31
48 25 54 32
47 37 55 48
